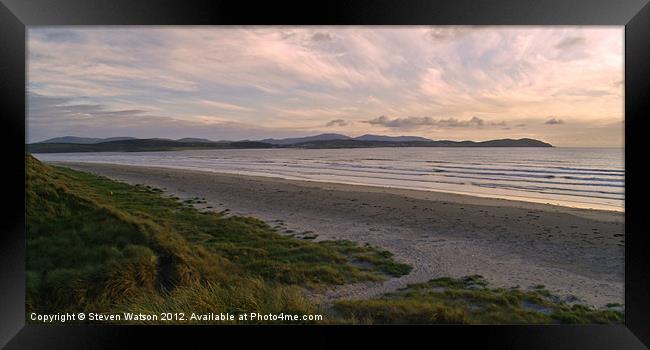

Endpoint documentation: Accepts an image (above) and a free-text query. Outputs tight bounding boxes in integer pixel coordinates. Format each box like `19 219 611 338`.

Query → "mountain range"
28 134 553 153
259 133 432 144
42 134 439 145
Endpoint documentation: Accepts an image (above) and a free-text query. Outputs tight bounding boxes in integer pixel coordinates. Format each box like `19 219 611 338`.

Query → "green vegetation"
26 155 408 323
320 240 412 277
333 275 624 324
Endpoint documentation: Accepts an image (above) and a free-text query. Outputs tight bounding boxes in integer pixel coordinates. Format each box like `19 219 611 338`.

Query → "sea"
34 147 625 212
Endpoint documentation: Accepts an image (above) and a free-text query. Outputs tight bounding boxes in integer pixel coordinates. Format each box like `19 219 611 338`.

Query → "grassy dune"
26 155 622 324
26 155 408 323
334 276 623 324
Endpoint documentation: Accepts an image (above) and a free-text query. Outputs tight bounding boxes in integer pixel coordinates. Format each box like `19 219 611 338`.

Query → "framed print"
1 0 649 348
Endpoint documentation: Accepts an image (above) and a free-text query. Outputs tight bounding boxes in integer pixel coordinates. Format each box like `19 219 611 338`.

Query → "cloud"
325 119 348 127
555 36 586 50
32 30 84 43
199 100 253 112
545 117 564 125
28 93 150 124
427 26 474 41
552 36 591 61
365 116 507 129
311 32 334 42
27 92 316 143
552 88 612 97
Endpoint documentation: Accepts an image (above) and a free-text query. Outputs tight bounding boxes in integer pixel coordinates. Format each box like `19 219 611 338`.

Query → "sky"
27 26 624 147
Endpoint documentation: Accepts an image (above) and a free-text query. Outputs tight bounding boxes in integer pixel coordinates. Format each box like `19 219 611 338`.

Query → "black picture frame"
1 0 649 348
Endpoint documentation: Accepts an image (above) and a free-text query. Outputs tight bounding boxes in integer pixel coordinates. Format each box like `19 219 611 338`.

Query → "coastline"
49 161 625 307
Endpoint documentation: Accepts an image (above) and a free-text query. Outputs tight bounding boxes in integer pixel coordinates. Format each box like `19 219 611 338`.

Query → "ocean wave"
427 164 623 177
473 182 624 199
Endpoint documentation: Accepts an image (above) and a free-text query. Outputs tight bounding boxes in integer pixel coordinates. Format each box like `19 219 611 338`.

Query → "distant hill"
470 138 552 147
260 133 350 145
353 134 432 142
28 135 552 153
39 136 137 144
283 138 553 149
176 137 214 143
27 138 272 153
38 136 219 144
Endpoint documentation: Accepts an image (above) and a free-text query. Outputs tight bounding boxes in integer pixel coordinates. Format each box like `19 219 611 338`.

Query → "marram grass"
333 275 624 324
26 155 407 322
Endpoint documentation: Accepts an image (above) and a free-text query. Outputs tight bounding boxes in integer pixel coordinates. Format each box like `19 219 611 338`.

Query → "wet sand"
51 161 625 307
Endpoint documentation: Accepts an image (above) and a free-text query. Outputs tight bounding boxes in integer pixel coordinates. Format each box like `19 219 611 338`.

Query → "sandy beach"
50 161 625 308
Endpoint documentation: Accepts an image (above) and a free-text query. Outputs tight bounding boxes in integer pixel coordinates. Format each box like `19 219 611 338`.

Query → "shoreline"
48 161 625 307
45 160 624 218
